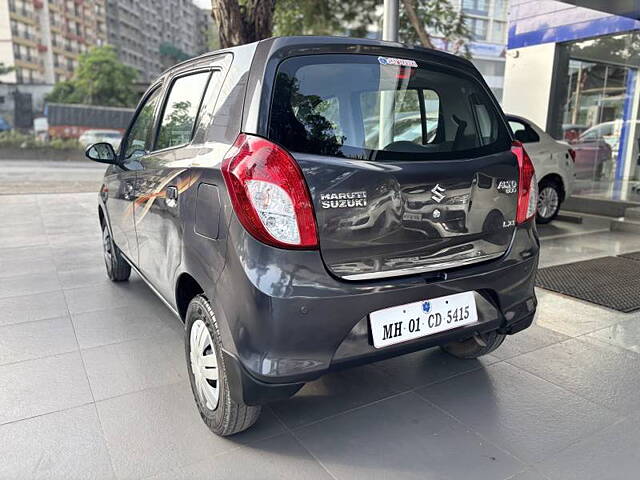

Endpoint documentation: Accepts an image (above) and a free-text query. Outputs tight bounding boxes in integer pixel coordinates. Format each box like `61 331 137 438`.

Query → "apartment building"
106 0 211 83
0 0 107 84
460 0 509 102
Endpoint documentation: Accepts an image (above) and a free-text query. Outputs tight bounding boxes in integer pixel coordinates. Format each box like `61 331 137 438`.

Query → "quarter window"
508 119 540 144
156 72 211 150
123 87 162 160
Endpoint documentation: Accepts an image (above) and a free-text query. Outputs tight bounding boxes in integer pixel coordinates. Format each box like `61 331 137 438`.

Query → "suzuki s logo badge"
422 301 432 313
431 184 446 203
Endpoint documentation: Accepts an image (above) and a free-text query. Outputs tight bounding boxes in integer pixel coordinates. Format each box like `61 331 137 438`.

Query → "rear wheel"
101 222 131 281
185 295 261 436
441 330 506 359
536 178 562 224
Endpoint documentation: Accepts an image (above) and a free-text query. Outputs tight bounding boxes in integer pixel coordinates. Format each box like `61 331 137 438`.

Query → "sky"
193 0 210 9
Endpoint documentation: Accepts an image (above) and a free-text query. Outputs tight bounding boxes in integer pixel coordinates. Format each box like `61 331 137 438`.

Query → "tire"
101 221 131 281
536 178 562 224
185 294 261 436
441 330 506 359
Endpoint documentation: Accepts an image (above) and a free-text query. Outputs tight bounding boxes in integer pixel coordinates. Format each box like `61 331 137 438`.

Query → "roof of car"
161 35 475 77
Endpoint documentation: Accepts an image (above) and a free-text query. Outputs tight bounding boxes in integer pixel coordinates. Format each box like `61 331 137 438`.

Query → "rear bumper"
215 218 539 405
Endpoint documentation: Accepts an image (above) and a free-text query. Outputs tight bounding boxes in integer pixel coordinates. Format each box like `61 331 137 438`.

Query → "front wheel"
441 330 506 359
536 179 562 224
185 295 261 436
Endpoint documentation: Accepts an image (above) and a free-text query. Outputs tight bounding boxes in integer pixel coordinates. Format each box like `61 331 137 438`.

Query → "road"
0 160 105 195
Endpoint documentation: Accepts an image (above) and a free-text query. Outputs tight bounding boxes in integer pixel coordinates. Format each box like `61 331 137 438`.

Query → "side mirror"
86 142 118 165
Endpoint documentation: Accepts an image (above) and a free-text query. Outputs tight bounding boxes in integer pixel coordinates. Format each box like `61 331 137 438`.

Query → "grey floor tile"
81 333 185 401
0 222 47 239
0 245 56 278
0 244 51 263
586 315 640 354
295 391 524 480
54 249 104 272
533 289 625 337
1 212 44 227
0 232 49 249
536 414 640 480
150 433 333 480
72 303 181 350
416 362 619 463
0 316 78 365
0 290 69 326
44 222 100 237
96 382 285 479
58 266 111 289
0 404 115 480
270 363 404 429
0 351 93 424
48 232 102 249
538 231 640 268
507 468 551 480
63 283 136 314
508 337 640 415
490 324 570 361
0 255 58 279
0 271 61 299
376 346 499 390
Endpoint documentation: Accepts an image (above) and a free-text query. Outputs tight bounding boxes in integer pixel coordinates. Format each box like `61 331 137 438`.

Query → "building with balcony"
459 0 509 102
105 0 211 83
0 0 108 84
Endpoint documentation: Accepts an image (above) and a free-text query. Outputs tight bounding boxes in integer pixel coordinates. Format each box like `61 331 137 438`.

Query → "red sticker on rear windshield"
377 56 418 68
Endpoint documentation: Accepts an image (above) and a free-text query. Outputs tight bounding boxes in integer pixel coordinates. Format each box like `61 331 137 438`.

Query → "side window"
156 71 211 150
123 87 162 160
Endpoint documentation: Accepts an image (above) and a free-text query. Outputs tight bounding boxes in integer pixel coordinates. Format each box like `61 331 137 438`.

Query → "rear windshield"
268 54 510 161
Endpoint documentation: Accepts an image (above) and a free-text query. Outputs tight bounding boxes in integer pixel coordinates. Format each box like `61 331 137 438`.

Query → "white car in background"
78 129 123 151
507 115 575 224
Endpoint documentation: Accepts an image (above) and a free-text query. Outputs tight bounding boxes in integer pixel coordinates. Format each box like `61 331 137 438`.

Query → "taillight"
568 148 576 162
221 133 318 249
511 140 537 224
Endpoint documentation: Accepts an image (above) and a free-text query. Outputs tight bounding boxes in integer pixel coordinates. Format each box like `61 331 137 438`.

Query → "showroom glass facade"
555 33 640 183
505 1 640 198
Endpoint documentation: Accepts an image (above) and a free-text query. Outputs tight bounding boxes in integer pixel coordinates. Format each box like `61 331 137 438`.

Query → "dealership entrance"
553 33 640 201
504 4 640 203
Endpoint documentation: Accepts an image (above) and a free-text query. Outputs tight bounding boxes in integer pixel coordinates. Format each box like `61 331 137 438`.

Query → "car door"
133 69 213 301
105 86 163 264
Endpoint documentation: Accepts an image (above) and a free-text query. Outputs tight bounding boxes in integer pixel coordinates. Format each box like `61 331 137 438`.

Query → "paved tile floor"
1 192 640 480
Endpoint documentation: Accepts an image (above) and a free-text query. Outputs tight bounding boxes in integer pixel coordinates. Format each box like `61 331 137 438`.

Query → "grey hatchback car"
86 36 539 436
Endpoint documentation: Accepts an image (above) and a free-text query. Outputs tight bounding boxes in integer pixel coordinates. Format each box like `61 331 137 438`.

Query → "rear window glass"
268 54 510 161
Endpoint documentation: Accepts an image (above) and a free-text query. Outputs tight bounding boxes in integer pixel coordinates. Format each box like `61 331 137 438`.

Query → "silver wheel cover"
189 319 219 410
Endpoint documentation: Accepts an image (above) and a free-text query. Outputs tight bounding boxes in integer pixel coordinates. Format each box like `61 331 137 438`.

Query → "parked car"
87 37 539 436
562 123 612 180
78 129 123 150
507 114 575 223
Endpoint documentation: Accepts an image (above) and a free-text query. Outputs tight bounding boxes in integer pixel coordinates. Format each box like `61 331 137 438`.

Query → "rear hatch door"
267 52 517 280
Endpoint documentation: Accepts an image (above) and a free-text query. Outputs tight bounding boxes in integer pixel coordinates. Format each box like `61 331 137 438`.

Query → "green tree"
399 0 470 55
213 0 470 57
273 0 378 38
46 45 138 107
0 62 14 77
211 0 276 49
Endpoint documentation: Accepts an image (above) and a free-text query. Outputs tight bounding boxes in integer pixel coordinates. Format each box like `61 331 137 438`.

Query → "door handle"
166 186 179 207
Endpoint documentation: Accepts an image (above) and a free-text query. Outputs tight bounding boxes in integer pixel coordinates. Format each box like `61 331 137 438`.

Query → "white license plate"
369 292 478 348
402 212 422 221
